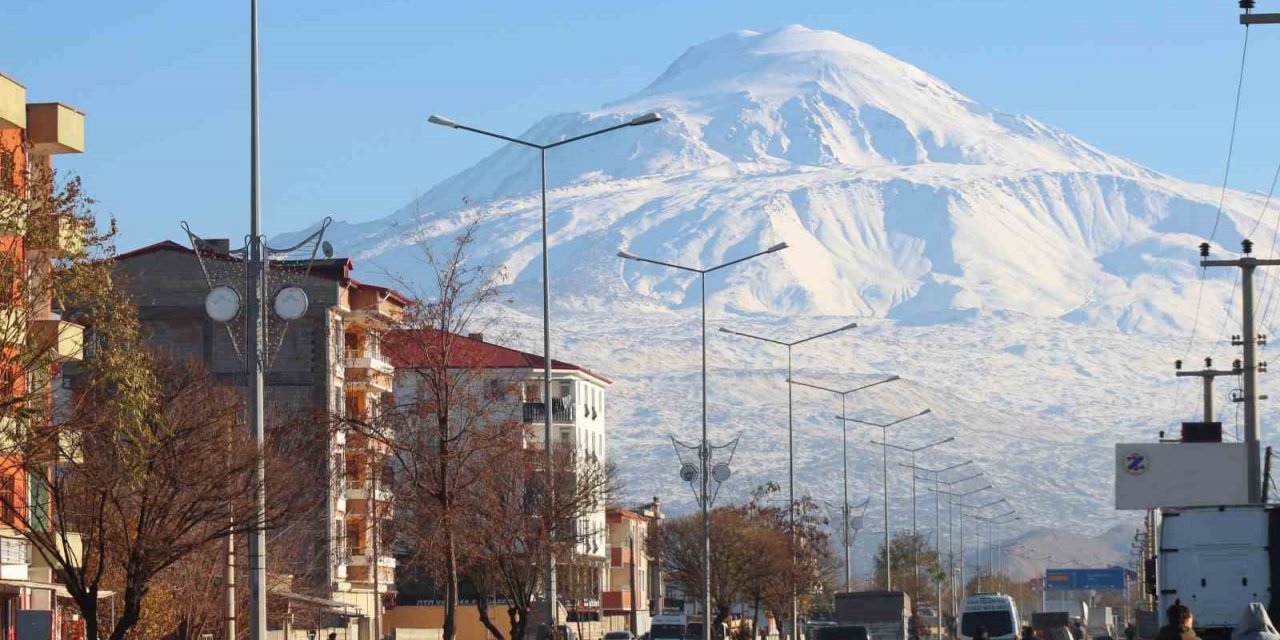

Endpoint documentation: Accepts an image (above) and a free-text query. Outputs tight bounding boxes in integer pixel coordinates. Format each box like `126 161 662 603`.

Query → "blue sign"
1045 568 1127 591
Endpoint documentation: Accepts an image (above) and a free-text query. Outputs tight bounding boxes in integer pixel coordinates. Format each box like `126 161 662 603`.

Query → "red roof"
384 329 611 384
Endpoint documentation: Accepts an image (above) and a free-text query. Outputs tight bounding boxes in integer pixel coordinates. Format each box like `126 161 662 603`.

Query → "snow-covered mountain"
280 26 1278 551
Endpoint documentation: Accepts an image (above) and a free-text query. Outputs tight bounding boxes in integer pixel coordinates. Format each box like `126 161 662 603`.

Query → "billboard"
1114 443 1249 510
1045 568 1127 591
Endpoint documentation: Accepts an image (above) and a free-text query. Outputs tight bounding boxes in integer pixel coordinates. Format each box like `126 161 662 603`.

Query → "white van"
959 594 1020 640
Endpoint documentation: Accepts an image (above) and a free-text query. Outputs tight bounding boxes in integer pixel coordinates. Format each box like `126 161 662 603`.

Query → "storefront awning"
270 590 363 617
0 579 115 600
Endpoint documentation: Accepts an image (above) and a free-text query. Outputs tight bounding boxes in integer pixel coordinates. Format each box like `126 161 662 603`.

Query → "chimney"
204 238 230 254
467 332 484 342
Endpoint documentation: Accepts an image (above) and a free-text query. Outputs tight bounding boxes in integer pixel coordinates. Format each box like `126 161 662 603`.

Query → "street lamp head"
629 112 663 126
766 242 789 253
427 114 460 128
617 250 639 260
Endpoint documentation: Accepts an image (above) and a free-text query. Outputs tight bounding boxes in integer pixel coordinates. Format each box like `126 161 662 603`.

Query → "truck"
834 591 912 640
1156 505 1279 639
650 614 687 640
1086 607 1113 639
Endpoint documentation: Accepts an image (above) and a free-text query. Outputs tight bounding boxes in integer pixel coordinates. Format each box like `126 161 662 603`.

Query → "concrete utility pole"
1200 239 1275 503
1175 357 1241 421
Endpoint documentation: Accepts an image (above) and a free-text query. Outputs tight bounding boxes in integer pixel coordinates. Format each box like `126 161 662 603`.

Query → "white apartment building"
388 330 611 609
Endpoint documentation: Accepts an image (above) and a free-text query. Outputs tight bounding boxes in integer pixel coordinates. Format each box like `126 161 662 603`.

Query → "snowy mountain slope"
278 26 1280 550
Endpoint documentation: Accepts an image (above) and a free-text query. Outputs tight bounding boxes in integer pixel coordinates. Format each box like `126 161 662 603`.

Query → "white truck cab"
959 594 1020 640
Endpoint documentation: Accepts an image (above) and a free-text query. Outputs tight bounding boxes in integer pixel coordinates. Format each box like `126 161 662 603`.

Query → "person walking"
1231 603 1280 640
975 626 992 640
1157 600 1199 640
1125 623 1136 640
1072 619 1088 640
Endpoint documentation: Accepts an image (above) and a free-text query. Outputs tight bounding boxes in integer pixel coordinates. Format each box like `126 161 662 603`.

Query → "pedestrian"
1125 623 1136 640
1072 618 1088 640
1022 625 1037 640
1231 603 1280 640
975 625 992 640
1157 599 1199 640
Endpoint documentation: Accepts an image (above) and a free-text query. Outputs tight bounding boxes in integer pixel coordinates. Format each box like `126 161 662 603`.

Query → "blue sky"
4 0 1280 251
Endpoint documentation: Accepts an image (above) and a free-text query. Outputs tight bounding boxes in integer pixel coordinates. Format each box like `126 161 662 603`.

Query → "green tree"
873 530 944 602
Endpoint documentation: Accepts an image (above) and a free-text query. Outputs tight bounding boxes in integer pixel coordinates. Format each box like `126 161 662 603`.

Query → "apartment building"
112 241 408 640
385 330 611 610
0 71 87 640
603 500 663 637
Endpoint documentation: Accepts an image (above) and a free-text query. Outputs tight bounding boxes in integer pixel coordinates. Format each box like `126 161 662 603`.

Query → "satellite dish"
711 462 732 483
678 463 699 483
321 240 334 258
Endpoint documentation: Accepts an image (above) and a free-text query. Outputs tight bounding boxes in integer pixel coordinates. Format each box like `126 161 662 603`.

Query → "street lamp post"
618 244 789 640
430 111 661 630
927 474 985 614
719 324 859 639
792 376 901 591
841 410 933 591
966 510 1016 590
936 492 1002 598
902 461 973 640
870 437 955 597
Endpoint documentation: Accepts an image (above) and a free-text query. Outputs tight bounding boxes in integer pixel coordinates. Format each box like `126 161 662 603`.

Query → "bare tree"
467 445 619 640
651 486 835 634
357 221 516 640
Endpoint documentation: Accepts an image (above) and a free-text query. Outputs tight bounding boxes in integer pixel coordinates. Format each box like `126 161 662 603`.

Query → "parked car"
815 626 872 640
605 632 636 640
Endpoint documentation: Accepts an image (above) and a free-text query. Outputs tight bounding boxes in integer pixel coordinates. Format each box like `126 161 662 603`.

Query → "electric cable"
1186 23 1253 356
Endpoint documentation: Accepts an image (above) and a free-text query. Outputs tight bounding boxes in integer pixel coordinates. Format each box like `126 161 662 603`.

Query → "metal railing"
522 401 574 424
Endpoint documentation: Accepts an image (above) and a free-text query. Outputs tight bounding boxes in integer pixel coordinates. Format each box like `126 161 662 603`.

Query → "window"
0 150 14 194
0 476 15 526
29 472 48 532
523 382 541 403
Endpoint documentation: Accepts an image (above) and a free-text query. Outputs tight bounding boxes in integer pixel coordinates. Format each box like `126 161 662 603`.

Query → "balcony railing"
343 349 394 374
0 537 30 565
523 402 574 424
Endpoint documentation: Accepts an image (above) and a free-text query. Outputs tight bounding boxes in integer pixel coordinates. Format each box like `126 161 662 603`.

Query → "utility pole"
1174 357 1241 421
1200 239 1274 503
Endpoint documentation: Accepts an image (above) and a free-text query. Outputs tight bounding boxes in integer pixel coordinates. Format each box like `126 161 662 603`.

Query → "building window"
0 150 14 194
0 476 15 527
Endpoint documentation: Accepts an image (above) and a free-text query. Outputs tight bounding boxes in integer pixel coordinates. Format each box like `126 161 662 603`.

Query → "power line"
1187 23 1252 356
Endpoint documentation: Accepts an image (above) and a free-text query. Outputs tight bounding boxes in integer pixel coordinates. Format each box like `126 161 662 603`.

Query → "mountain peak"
632 25 936 103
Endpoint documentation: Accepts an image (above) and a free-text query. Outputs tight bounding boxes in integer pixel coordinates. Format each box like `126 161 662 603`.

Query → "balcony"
602 590 632 611
31 532 82 569
26 214 84 256
523 401 575 424
0 309 25 346
30 319 83 361
344 349 393 392
344 553 395 589
26 103 84 155
344 478 393 504
0 73 24 130
609 546 633 568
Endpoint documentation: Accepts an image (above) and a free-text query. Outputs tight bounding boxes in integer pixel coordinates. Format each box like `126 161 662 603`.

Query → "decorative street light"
901 460 972 639
840 410 933 590
791 375 901 591
430 110 660 628
718 323 859 638
617 243 787 640
870 436 955 595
